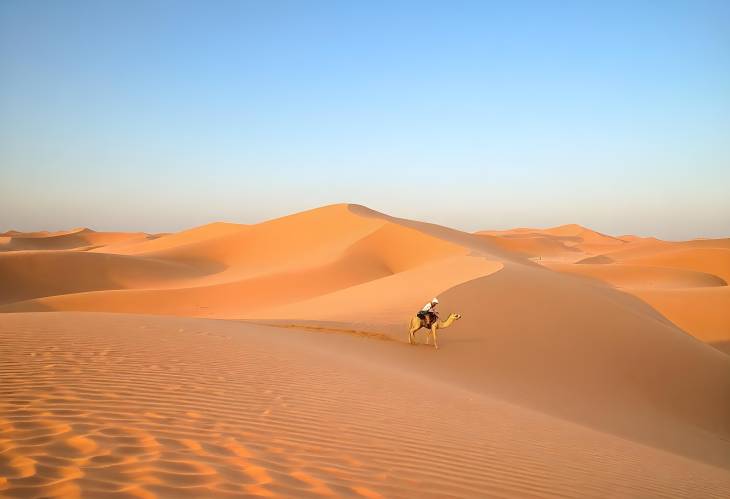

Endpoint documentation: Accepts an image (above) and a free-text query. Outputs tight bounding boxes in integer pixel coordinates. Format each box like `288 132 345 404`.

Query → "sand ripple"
1 313 729 498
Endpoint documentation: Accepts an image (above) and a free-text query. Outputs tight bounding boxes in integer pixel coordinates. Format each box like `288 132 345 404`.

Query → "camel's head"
451 313 462 320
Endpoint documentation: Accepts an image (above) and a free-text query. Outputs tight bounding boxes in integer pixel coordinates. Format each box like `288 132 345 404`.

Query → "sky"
1 0 729 239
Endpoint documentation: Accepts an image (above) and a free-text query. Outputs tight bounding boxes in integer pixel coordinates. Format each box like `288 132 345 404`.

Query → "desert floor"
1 204 729 497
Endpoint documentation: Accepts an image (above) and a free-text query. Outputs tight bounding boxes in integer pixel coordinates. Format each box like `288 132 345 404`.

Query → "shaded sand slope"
577 238 730 264
120 205 390 276
541 238 730 346
253 255 503 325
0 205 512 317
0 251 209 305
1 312 729 498
632 287 730 345
94 222 248 256
1 230 72 237
0 250 399 317
625 247 730 282
0 228 152 252
547 263 726 289
431 266 730 464
349 205 526 263
251 261 730 468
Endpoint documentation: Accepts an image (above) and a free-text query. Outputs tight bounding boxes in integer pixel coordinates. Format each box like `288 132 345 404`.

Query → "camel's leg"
409 324 421 345
431 325 439 349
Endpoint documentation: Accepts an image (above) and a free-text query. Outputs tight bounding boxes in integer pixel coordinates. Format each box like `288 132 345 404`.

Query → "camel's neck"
439 315 457 328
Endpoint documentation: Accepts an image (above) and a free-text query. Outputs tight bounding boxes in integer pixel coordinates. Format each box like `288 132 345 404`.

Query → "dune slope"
0 251 208 304
0 205 509 317
0 228 152 252
1 312 728 499
538 240 730 346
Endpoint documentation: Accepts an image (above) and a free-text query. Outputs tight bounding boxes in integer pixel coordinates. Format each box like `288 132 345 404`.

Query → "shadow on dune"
0 300 55 313
347 203 533 264
420 262 730 469
240 260 730 469
711 342 730 355
0 251 215 306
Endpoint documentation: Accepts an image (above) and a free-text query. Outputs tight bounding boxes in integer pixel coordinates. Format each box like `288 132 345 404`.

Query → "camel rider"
417 298 439 327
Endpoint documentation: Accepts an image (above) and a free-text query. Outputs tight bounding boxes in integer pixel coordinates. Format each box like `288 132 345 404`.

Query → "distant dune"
477 223 730 349
1 204 729 497
0 227 153 252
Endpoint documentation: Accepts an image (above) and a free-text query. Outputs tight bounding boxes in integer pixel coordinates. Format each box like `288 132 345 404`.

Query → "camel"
408 313 462 349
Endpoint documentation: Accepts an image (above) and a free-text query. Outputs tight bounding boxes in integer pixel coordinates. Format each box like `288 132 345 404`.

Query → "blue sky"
1 0 728 239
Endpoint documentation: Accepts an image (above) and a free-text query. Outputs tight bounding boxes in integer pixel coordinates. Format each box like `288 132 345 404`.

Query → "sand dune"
534 224 625 254
0 249 399 317
578 237 729 264
0 205 503 316
431 266 730 463
96 222 248 256
136 205 389 274
476 233 581 259
480 223 625 246
1 313 729 499
633 287 730 345
482 222 730 350
253 255 503 324
251 260 730 467
624 247 730 282
546 262 727 289
476 224 629 262
0 228 152 252
1 204 729 497
0 251 208 305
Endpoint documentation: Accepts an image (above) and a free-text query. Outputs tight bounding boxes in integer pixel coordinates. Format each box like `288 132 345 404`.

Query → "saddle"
418 311 439 328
